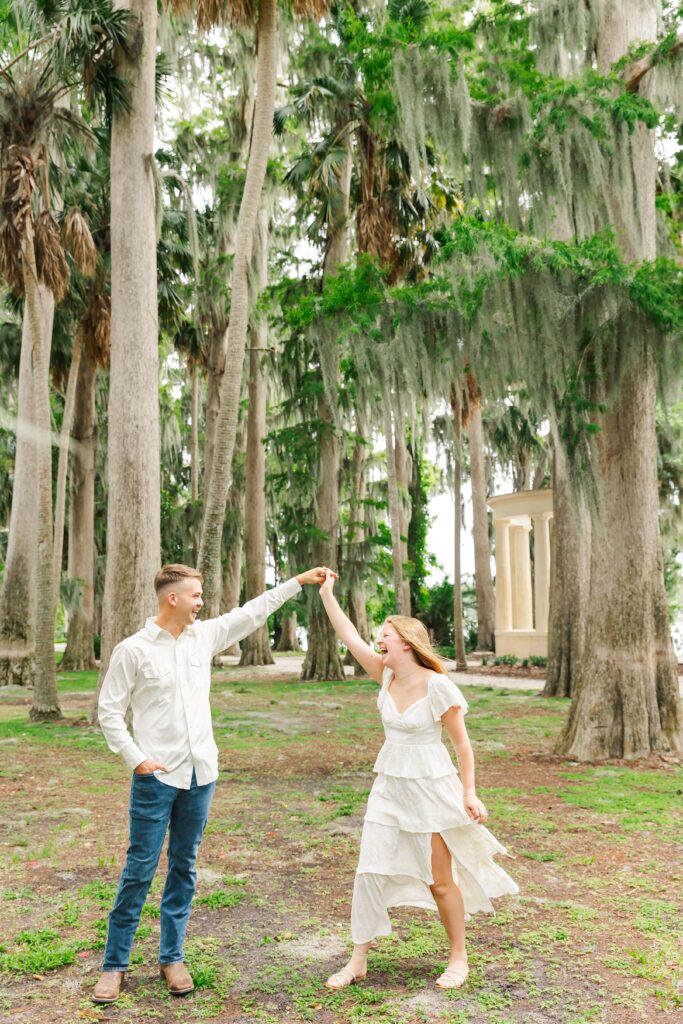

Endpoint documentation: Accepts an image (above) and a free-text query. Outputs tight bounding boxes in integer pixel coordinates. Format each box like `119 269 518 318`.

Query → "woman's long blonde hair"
383 616 447 675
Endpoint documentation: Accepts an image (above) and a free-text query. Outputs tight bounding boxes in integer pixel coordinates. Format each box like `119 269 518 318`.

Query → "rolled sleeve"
203 577 302 656
98 644 146 769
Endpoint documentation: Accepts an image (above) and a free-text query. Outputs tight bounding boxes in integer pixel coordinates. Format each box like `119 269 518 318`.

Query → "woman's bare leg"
430 833 468 984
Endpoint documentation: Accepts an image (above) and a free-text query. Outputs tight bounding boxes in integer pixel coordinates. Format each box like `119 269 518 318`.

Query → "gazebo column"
510 520 533 630
532 511 552 634
493 518 513 631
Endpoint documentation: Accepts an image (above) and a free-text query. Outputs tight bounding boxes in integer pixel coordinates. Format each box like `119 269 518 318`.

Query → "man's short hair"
154 564 204 595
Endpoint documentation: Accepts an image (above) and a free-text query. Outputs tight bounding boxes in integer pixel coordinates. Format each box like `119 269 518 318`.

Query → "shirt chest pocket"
139 664 173 705
189 653 206 682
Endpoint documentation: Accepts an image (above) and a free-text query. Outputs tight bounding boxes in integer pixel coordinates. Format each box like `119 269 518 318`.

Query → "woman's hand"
296 566 338 586
319 567 337 596
464 793 488 823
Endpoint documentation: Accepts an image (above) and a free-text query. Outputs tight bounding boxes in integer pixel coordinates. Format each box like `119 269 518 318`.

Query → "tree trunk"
467 405 495 652
190 362 200 504
301 135 352 682
0 277 41 686
197 0 278 615
451 384 467 673
215 423 247 660
393 396 412 615
240 210 274 666
382 387 407 616
94 0 160 717
301 390 345 679
53 331 84 607
345 406 371 675
21 228 61 720
276 611 300 652
62 347 97 672
559 0 682 758
544 441 590 698
203 326 227 502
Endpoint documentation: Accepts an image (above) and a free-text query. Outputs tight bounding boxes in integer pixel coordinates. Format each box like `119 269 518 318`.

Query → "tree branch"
625 36 683 93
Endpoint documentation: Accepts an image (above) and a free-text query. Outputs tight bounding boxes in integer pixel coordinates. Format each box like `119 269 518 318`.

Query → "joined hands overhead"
296 566 339 587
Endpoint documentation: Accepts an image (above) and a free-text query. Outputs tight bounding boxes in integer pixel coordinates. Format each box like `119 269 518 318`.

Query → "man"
92 563 326 1004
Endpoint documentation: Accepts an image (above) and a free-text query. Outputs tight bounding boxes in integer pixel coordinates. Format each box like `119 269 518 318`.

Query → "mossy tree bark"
559 0 682 758
95 0 160 717
62 347 97 671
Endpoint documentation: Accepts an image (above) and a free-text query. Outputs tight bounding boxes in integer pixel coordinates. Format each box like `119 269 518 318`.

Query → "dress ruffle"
351 820 519 942
348 669 518 945
372 740 456 779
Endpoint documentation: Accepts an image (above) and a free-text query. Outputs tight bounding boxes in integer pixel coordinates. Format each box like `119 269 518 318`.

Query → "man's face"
168 577 204 625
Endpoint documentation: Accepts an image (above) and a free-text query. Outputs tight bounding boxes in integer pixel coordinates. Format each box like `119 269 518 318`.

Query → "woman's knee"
430 877 456 902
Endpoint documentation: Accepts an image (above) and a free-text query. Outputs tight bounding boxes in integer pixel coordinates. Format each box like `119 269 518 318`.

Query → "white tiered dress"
350 670 518 944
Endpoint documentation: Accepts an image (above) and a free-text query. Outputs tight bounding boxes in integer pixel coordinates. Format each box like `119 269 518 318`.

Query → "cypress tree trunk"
21 228 61 720
62 348 97 671
467 405 495 651
240 211 274 666
559 0 682 758
0 279 42 686
95 0 160 714
301 137 352 682
198 0 278 615
544 441 590 698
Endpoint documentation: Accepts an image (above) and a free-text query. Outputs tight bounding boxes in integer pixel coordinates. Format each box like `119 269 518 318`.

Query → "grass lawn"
0 669 681 1023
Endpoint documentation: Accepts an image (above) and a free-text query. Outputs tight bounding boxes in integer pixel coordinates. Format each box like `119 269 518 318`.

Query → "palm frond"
62 207 98 277
34 210 69 301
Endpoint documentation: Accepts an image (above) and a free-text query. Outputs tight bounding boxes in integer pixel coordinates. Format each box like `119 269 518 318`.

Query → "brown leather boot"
159 961 194 996
92 970 125 1003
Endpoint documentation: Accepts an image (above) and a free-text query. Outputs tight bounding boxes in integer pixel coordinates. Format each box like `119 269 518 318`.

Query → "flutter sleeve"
428 674 469 721
377 668 393 711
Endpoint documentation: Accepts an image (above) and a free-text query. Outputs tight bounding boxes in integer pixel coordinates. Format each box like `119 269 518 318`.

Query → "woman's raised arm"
318 570 383 683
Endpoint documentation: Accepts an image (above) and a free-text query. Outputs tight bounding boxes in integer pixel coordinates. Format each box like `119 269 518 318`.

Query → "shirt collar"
143 617 199 641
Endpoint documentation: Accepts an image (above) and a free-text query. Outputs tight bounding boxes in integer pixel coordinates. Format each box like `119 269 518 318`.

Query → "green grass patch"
556 766 683 837
195 889 245 910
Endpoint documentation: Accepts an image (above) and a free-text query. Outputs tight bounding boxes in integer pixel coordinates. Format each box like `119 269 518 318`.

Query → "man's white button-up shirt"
98 578 302 789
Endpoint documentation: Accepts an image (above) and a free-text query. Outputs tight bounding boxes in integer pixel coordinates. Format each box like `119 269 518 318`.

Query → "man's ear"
168 591 178 608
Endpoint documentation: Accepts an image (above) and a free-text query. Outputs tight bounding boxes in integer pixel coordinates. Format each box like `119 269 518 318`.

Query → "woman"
318 569 518 990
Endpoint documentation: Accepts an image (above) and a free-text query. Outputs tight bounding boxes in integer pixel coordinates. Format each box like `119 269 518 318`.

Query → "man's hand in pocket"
134 759 170 775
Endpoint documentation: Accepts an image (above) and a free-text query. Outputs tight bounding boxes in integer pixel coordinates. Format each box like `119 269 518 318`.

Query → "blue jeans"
102 769 215 971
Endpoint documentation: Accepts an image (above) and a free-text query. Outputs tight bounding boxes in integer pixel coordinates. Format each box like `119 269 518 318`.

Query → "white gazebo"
487 489 553 658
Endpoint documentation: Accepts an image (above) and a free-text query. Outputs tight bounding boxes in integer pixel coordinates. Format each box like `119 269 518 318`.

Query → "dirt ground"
0 664 681 1024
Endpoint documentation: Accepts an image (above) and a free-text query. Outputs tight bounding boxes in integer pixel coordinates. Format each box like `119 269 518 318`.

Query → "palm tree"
240 207 274 665
0 0 128 716
196 0 329 614
98 0 162 682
